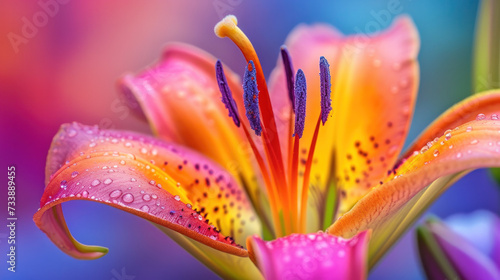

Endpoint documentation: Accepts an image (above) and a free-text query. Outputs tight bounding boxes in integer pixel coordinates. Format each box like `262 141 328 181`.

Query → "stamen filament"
215 16 287 195
300 116 322 232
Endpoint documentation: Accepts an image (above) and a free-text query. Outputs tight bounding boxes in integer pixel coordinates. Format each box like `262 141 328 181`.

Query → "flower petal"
119 43 272 231
403 90 500 158
417 217 500 279
247 231 370 280
268 17 419 229
328 117 500 267
332 16 419 215
34 122 262 259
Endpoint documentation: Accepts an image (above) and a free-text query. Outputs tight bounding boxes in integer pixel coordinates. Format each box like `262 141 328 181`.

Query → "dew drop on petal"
103 178 113 185
433 150 439 157
466 126 473 132
71 171 79 178
82 191 89 198
174 195 181 201
457 153 462 158
476 113 486 120
143 194 151 201
67 129 77 137
470 139 478 145
122 193 134 203
152 194 158 199
186 203 192 209
91 179 101 186
491 114 499 120
120 160 126 165
60 180 67 189
141 205 150 213
109 190 122 198
130 178 137 182
149 180 156 185
89 142 96 148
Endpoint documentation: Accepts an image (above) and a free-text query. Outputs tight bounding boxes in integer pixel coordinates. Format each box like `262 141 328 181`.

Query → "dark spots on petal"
385 139 391 145
195 163 200 170
347 154 352 160
355 141 360 148
213 207 219 212
350 165 356 172
205 178 211 186
369 136 375 141
178 165 183 170
164 161 168 165
195 179 199 184
374 143 379 149
387 121 393 128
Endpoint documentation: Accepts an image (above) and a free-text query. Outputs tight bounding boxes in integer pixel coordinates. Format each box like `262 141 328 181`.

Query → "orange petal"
328 116 500 267
403 90 500 158
267 16 420 229
34 123 262 259
332 16 420 215
119 43 271 230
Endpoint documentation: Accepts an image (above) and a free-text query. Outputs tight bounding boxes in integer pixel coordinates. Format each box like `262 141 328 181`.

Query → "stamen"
243 61 262 136
281 46 295 111
216 60 240 127
293 69 307 139
320 56 332 125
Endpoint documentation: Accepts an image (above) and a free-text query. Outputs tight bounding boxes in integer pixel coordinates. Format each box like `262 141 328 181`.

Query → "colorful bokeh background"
1 0 498 279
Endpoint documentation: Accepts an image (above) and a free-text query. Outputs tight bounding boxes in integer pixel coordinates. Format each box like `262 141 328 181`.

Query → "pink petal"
247 231 370 280
34 122 262 259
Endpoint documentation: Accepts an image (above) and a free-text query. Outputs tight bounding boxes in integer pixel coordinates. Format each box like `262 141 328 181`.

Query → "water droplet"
209 235 217 240
130 178 137 182
456 153 462 158
491 114 499 120
186 203 192 209
141 148 148 154
82 191 89 198
60 180 67 189
103 178 113 185
476 113 486 120
143 194 151 201
125 142 132 148
445 133 452 140
108 190 121 199
420 146 428 154
141 205 150 213
71 171 79 178
152 149 158 156
120 160 126 165
449 145 453 149
156 184 162 189
470 139 478 145
152 194 158 199
122 193 134 203
91 179 101 186
67 129 77 137
149 180 155 185
466 126 473 132
174 195 181 201
89 142 96 148
176 182 181 187
433 150 439 157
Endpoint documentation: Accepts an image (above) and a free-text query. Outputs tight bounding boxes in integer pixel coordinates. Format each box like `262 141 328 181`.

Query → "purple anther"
216 60 240 127
243 61 262 136
320 56 332 125
281 46 295 112
293 69 307 138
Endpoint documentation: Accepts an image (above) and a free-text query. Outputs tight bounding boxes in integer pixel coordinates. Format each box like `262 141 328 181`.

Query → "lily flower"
34 14 500 279
417 211 500 279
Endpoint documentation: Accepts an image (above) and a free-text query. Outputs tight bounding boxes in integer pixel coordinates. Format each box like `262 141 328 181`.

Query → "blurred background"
0 0 498 279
